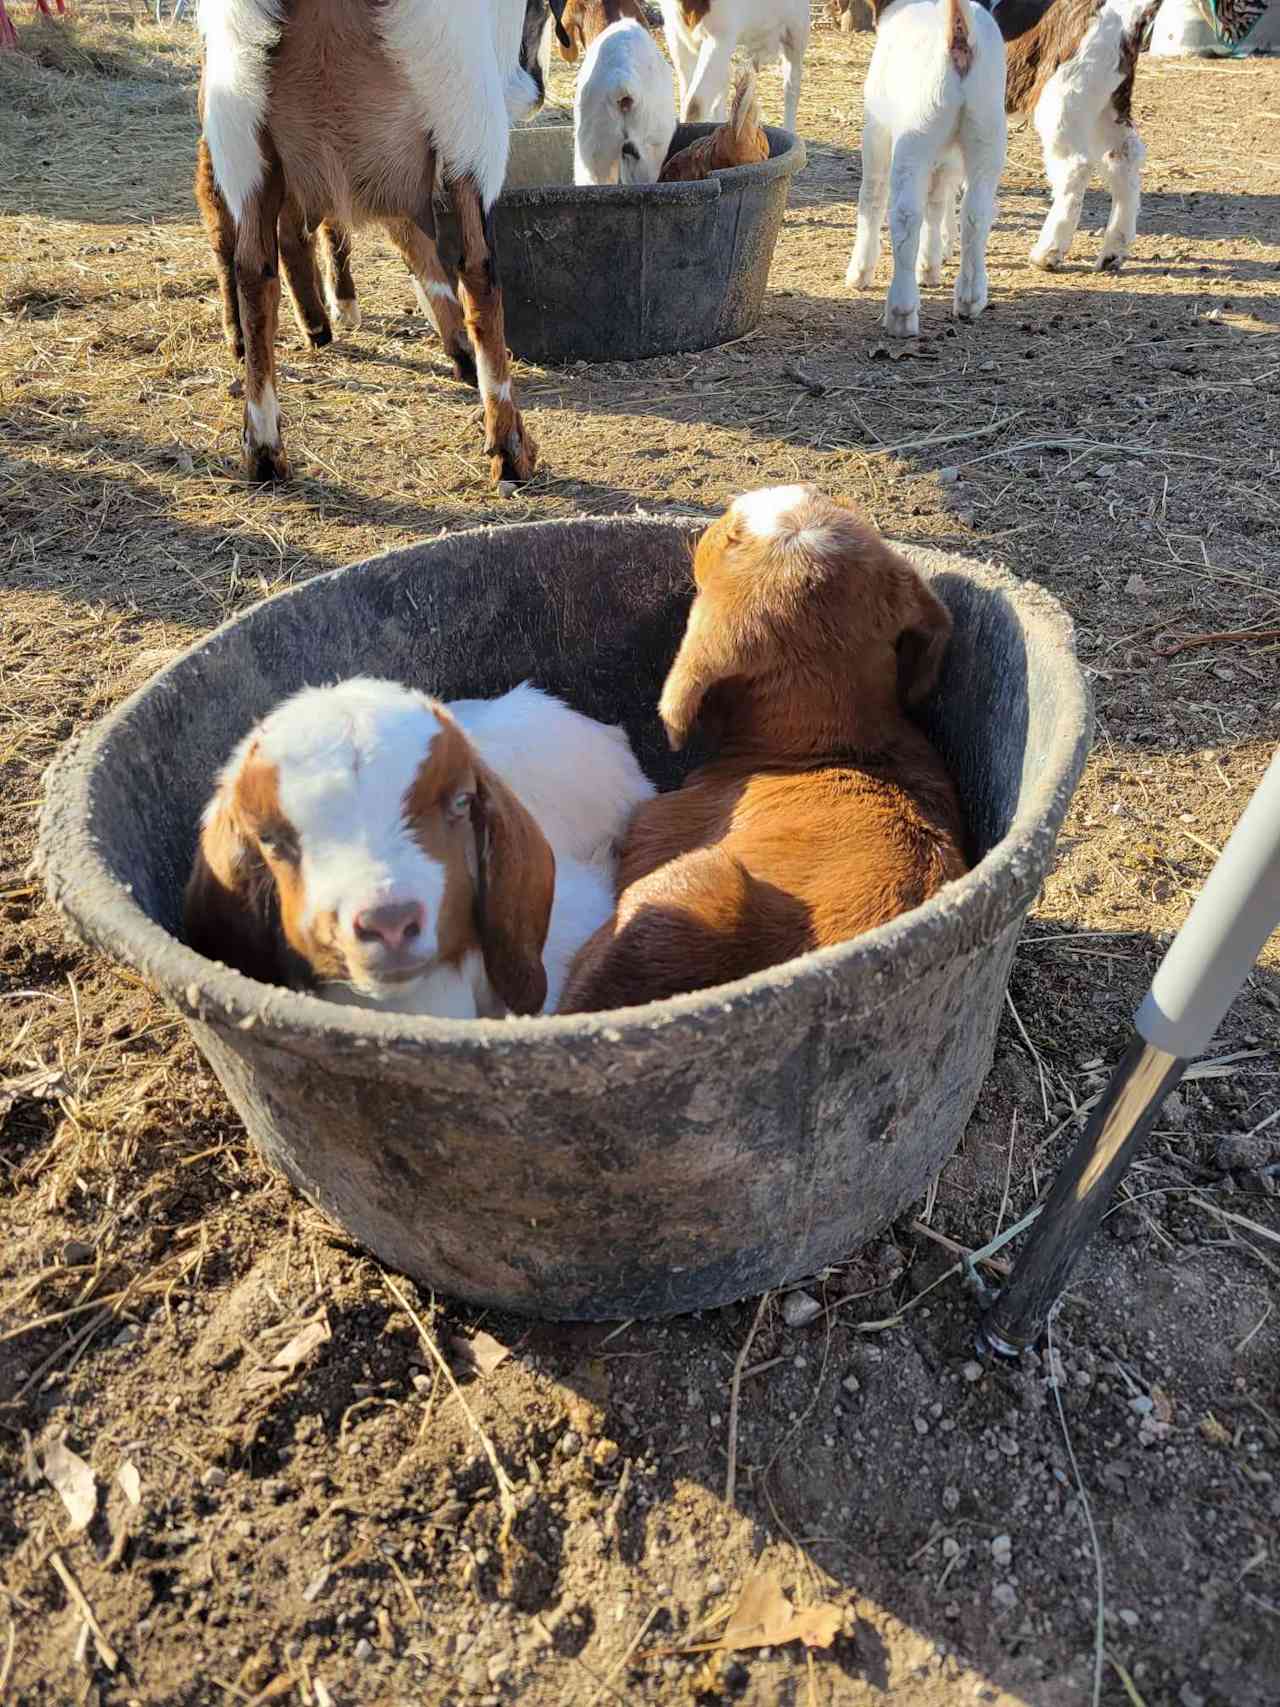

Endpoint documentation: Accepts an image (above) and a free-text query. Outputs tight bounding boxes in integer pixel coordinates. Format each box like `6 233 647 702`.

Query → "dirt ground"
2 5 1279 1704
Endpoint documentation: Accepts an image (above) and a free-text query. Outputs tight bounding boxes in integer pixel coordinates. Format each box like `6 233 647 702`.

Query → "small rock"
1161 1092 1190 1128
992 1583 1018 1611
113 1325 140 1347
962 1360 984 1384
558 1430 581 1458
944 1601 960 1619
1118 1609 1139 1629
942 1537 961 1559
914 1416 930 1437
1179 1688 1206 1707
496 480 519 499
1130 1395 1154 1417
991 1534 1012 1563
706 1573 725 1597
201 1467 227 1489
842 1373 861 1395
782 1291 822 1329
942 1486 960 1513
937 466 959 486
1217 1134 1276 1173
62 1240 94 1267
354 1638 375 1662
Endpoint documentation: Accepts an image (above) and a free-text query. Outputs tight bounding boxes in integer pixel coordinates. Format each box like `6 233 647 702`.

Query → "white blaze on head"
255 677 455 947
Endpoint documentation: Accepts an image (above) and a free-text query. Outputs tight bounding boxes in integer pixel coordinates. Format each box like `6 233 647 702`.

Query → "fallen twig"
725 1292 770 1507
1154 626 1280 657
49 1552 118 1673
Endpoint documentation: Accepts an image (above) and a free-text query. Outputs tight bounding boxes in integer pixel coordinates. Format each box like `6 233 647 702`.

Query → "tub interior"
86 524 1036 950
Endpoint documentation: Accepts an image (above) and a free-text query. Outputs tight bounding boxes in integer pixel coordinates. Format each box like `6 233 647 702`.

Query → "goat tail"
945 0 974 75
728 70 761 149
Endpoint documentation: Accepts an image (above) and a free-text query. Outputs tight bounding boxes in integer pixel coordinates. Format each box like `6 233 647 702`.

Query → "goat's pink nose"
353 900 425 950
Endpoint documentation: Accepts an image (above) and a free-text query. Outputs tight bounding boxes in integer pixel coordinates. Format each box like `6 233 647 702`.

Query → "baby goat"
574 15 677 185
559 486 969 1013
997 0 1162 271
184 679 654 1020
195 0 560 485
658 0 810 134
846 0 1006 336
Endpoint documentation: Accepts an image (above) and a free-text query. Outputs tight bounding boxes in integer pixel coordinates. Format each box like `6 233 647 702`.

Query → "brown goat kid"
559 486 969 1013
552 0 655 58
195 0 558 485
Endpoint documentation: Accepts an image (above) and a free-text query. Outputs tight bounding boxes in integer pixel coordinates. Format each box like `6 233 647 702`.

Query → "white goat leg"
1097 123 1145 270
846 114 891 289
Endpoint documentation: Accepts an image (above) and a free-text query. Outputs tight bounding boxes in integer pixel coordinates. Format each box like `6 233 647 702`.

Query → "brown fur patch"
559 490 969 1014
679 0 712 26
1003 0 1103 116
556 0 652 60
403 716 483 972
452 180 538 483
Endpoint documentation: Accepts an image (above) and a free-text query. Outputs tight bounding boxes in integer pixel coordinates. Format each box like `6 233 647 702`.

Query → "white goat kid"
658 0 810 134
846 0 1007 338
574 18 677 184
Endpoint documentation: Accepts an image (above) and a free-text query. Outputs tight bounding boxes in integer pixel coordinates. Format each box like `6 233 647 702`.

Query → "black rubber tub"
436 123 805 364
36 517 1091 1320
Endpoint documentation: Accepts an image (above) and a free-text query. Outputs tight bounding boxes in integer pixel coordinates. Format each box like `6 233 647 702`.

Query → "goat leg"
278 199 335 349
319 222 362 330
194 135 244 361
235 159 290 482
382 215 478 389
450 180 537 486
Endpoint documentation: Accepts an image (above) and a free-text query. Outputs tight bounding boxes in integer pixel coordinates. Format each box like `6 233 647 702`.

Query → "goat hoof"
883 305 920 339
1095 251 1124 273
953 289 988 322
1029 247 1063 272
916 266 944 288
489 420 538 486
332 297 362 332
845 263 876 290
307 322 334 349
241 442 291 483
226 330 246 362
450 345 479 389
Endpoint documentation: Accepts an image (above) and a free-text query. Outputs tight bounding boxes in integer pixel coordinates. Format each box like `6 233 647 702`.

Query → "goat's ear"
183 782 283 985
657 600 738 752
472 763 554 1016
895 575 953 707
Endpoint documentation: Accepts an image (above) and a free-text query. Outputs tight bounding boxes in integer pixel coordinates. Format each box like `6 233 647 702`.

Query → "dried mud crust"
1 6 1278 1705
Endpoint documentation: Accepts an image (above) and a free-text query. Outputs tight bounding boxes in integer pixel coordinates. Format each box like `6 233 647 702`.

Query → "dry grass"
2 5 1279 1705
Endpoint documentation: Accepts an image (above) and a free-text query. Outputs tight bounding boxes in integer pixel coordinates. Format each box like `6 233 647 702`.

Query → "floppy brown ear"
472 763 554 1016
657 599 756 752
183 785 284 985
895 576 953 707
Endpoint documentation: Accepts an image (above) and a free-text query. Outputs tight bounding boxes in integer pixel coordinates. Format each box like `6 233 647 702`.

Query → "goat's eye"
449 790 474 820
259 831 298 863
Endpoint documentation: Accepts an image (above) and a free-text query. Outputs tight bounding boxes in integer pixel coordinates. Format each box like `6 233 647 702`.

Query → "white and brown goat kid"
658 0 810 134
195 0 564 485
995 0 1161 271
184 679 655 1020
846 0 1006 337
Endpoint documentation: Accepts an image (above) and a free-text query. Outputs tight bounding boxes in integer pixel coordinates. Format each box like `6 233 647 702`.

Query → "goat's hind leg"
883 136 932 338
954 115 1003 320
235 161 290 482
918 158 962 287
1030 84 1094 270
195 135 243 360
1097 120 1144 271
382 216 477 388
450 178 537 485
278 199 335 349
320 223 362 328
845 113 890 291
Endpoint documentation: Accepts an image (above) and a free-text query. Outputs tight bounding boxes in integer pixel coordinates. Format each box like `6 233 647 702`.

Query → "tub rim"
36 514 1092 1062
494 121 807 209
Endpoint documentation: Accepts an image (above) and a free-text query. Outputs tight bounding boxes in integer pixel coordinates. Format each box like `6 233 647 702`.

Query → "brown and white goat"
995 0 1162 270
558 486 969 1013
551 0 655 58
195 0 564 484
184 678 654 1018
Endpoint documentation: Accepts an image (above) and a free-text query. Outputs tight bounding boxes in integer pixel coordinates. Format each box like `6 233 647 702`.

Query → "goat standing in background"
196 0 561 485
573 16 677 184
996 0 1162 271
846 0 1006 337
658 0 810 134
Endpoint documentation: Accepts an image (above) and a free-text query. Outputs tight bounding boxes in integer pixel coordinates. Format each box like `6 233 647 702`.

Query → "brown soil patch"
2 7 1278 1705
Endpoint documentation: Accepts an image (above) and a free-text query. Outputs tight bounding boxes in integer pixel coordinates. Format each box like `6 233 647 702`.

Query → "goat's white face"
224 680 480 998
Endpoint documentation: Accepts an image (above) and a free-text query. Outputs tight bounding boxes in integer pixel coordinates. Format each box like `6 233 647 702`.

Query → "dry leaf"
451 1330 511 1377
687 1571 843 1655
1199 1412 1231 1447
43 1436 98 1533
116 1460 141 1506
246 1314 331 1393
